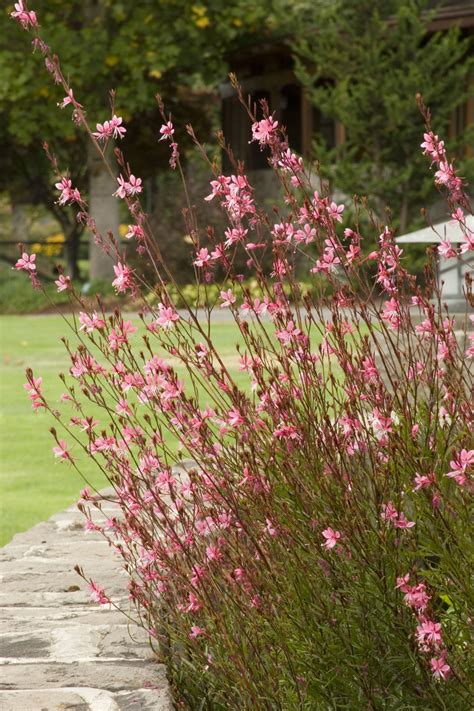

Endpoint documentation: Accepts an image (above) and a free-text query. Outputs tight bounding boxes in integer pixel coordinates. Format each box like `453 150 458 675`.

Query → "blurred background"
0 0 473 312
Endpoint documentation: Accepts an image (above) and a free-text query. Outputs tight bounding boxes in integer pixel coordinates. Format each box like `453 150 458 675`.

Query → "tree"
289 0 474 231
2 0 275 278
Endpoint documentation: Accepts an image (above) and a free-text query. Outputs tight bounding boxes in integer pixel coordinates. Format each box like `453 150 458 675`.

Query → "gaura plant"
12 3 474 708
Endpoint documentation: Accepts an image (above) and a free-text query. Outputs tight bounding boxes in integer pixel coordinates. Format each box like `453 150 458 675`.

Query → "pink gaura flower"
251 116 278 145
416 618 443 651
124 224 144 240
206 544 222 562
127 174 142 196
381 503 415 530
381 297 402 329
112 262 133 294
220 289 236 308
189 625 205 639
10 0 38 29
15 252 36 272
24 375 44 410
53 439 72 461
154 303 179 329
55 274 71 292
438 239 457 259
266 518 279 537
58 89 82 110
327 201 345 223
159 121 174 141
184 592 202 613
93 115 126 141
413 472 435 491
430 652 451 681
55 177 81 205
395 574 411 592
88 581 109 605
446 448 473 487
79 311 105 333
421 132 445 162
396 575 432 613
394 512 416 529
113 174 142 199
322 527 341 550
193 248 211 268
114 175 129 199
381 501 398 522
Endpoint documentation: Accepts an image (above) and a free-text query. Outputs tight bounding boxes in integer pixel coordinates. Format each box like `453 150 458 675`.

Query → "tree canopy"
289 0 474 231
1 0 275 275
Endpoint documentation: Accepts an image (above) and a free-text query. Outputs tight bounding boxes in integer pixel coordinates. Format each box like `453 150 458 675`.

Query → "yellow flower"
195 16 210 27
105 55 119 67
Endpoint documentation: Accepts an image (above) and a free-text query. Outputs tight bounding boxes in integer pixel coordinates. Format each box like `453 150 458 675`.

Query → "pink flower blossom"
127 174 142 196
189 625 205 639
206 544 222 561
154 303 179 329
58 89 82 110
112 263 133 294
251 116 278 145
381 298 402 329
266 518 279 537
53 439 72 461
438 239 457 259
327 201 345 223
108 320 137 350
381 503 415 529
446 448 474 487
394 513 416 529
10 1 38 30
55 177 81 205
113 174 142 199
430 652 451 681
114 175 129 199
79 311 105 333
93 114 126 141
184 592 202 613
396 575 431 612
220 289 236 308
55 274 71 292
23 375 44 410
421 132 445 162
413 472 434 491
159 121 174 141
194 248 211 268
124 224 144 240
88 581 109 605
322 527 341 550
381 501 398 523
15 252 36 272
416 618 443 651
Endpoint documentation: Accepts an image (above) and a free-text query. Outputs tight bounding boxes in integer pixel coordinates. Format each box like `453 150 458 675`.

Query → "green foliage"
1 0 276 274
289 0 474 232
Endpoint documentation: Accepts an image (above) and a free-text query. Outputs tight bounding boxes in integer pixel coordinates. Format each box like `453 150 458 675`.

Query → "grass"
0 314 247 545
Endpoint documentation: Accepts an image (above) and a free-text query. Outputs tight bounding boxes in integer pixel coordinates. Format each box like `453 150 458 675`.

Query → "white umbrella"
396 215 474 244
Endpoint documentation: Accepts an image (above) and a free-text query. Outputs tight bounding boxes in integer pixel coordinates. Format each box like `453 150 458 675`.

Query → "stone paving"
0 489 174 710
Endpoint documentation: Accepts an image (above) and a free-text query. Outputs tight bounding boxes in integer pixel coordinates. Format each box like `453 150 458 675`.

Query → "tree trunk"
64 223 82 280
10 200 29 243
88 141 118 282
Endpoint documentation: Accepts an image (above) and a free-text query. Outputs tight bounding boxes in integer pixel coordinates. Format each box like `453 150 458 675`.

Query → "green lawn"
0 314 247 545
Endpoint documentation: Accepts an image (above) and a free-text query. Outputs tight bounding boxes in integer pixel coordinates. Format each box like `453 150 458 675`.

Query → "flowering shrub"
12 4 474 708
